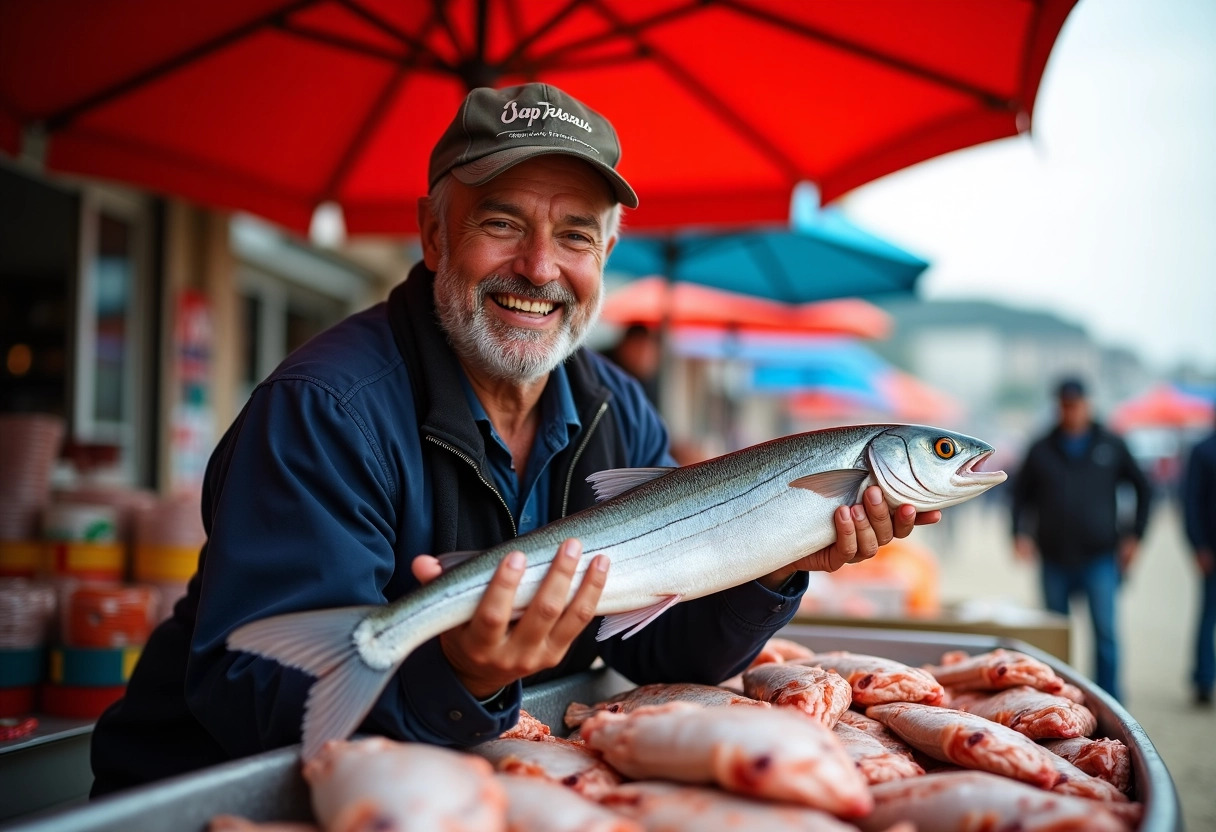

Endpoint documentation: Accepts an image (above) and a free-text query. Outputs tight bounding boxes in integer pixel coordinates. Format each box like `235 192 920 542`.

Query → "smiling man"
90 83 935 793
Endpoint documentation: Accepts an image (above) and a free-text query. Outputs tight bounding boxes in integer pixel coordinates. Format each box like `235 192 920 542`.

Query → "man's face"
1058 395 1091 432
423 156 617 383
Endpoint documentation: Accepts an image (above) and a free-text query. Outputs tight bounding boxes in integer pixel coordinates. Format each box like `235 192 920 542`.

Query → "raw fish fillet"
302 737 506 832
749 636 816 667
833 721 925 784
497 774 640 832
1041 736 1133 794
866 702 1060 789
855 770 1136 832
499 708 552 740
947 685 1098 739
581 702 871 816
742 663 853 726
470 736 621 799
564 682 767 727
926 648 1067 694
799 651 945 706
601 781 865 831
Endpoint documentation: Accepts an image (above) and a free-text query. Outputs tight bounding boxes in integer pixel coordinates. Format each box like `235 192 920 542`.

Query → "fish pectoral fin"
435 549 480 571
789 469 870 502
596 595 682 641
586 467 676 502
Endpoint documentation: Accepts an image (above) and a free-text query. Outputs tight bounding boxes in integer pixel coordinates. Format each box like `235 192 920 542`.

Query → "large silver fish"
229 423 1006 759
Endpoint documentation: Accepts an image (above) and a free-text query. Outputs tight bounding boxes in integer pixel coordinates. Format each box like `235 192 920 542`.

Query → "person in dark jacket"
90 82 938 794
1011 377 1153 702
1183 419 1216 706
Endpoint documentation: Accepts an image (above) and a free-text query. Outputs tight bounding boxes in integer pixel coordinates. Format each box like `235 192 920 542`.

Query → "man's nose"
513 233 561 284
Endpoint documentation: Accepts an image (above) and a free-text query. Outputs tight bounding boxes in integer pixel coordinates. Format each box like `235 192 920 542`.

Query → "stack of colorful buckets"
0 414 206 726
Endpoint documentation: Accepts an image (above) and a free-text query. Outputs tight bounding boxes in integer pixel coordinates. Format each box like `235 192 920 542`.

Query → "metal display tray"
2 625 1182 832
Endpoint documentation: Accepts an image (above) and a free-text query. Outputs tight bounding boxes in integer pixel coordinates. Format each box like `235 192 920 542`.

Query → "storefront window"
92 215 132 424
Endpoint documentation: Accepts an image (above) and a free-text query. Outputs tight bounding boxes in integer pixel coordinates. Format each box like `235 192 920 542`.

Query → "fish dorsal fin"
435 550 480 571
596 595 683 640
789 469 869 503
586 467 676 502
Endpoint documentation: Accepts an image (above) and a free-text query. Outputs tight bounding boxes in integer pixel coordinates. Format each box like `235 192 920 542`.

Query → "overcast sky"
840 0 1216 374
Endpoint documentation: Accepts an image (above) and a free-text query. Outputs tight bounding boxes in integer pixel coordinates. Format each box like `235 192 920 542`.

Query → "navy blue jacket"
1184 431 1216 555
1011 422 1152 566
91 266 806 794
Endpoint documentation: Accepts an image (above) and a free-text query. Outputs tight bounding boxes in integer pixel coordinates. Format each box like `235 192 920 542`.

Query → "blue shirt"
462 364 582 534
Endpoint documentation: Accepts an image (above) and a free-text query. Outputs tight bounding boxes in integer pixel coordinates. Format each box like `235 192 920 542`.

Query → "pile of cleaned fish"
210 638 1144 832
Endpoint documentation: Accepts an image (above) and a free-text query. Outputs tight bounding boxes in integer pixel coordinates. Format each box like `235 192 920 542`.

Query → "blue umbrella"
606 205 928 305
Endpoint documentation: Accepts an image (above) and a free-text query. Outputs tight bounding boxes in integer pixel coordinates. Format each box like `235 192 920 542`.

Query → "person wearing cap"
90 83 935 793
1010 377 1153 702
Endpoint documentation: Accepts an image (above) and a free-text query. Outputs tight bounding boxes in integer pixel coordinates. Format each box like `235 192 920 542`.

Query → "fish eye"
933 437 957 459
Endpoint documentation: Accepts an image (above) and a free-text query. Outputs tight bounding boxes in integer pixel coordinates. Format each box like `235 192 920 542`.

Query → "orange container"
60 584 160 648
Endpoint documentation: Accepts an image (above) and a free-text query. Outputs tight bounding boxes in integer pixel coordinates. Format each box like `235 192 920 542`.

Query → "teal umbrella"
606 205 928 305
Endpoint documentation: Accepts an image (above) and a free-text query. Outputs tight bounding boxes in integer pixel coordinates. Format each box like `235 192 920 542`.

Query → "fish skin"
228 424 1006 759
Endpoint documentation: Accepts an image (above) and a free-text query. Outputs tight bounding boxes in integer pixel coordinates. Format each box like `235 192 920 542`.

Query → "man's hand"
1117 536 1139 575
1013 535 1037 564
757 485 940 590
415 539 608 700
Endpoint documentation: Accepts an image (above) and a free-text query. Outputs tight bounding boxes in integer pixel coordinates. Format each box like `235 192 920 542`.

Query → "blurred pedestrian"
1011 377 1153 702
601 322 661 406
1183 417 1216 706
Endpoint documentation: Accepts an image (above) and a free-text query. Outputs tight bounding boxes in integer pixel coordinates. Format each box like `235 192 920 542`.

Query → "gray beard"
433 253 603 384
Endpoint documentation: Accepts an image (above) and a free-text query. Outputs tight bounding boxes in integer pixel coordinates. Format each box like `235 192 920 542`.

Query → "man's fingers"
849 502 880 563
511 539 581 645
864 486 895 546
549 553 609 647
465 551 527 643
411 555 444 585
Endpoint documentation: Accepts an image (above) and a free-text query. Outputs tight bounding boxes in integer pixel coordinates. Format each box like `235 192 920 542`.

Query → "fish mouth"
952 450 1008 487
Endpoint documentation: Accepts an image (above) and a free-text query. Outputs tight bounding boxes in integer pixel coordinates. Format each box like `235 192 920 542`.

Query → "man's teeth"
495 294 555 315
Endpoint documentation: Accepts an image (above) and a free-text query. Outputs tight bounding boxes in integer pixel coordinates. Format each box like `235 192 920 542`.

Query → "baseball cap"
428 83 639 208
1056 377 1087 400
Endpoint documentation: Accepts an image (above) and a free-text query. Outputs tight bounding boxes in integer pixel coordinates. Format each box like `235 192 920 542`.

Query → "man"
1011 377 1153 702
91 83 937 793
1183 417 1216 706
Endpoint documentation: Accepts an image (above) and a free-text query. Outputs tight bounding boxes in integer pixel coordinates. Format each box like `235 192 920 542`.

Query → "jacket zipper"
424 434 518 538
562 401 609 518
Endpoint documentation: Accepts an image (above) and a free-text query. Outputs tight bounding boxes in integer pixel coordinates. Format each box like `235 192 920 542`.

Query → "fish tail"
227 606 397 760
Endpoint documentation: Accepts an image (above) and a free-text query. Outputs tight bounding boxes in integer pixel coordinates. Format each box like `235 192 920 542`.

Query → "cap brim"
451 146 639 209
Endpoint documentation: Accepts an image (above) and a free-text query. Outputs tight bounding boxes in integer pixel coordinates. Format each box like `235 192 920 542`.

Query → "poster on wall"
169 289 213 493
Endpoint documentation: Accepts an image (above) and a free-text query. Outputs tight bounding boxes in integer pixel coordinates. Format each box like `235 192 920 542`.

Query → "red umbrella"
0 1 1077 235
1111 384 1215 433
600 276 892 339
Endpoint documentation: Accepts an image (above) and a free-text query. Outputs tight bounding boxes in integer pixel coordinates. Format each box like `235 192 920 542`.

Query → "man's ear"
418 197 442 271
603 233 617 262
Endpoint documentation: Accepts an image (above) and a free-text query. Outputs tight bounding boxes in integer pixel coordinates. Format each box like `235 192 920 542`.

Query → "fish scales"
367 426 883 651
228 423 1006 759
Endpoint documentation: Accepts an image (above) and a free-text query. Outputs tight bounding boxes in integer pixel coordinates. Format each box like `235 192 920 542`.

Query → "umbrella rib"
744 236 805 304
274 22 416 64
719 0 1017 110
583 0 807 182
521 1 705 68
318 67 411 202
498 0 592 69
431 0 469 60
338 0 452 63
45 0 320 130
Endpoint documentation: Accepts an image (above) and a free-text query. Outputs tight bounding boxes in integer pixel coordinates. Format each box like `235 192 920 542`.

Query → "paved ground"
919 499 1214 832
